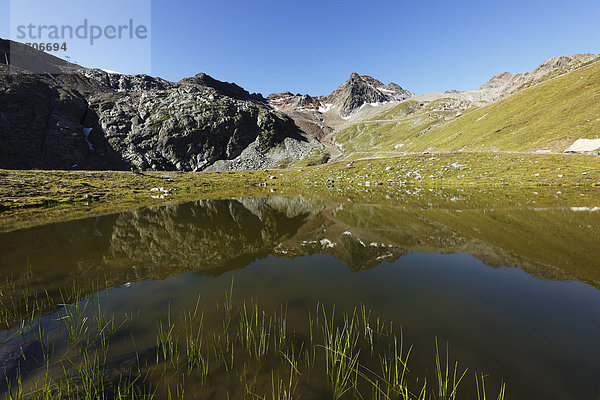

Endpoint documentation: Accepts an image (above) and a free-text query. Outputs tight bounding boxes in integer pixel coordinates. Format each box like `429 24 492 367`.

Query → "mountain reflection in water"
1 196 600 399
1 196 599 288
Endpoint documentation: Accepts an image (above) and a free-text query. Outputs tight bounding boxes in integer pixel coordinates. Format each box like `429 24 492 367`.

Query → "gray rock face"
0 66 114 169
266 74 412 146
178 73 265 102
0 38 326 171
268 73 412 119
321 72 412 117
85 69 174 92
267 92 321 113
479 53 596 96
85 85 319 171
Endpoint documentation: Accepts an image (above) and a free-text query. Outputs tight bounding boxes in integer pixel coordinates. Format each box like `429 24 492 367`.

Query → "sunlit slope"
335 98 474 157
336 58 600 157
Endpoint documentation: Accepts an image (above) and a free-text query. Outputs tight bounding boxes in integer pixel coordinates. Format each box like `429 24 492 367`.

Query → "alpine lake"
1 189 599 400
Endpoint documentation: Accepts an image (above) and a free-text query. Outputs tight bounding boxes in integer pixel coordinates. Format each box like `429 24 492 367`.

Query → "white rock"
320 239 335 248
565 139 600 153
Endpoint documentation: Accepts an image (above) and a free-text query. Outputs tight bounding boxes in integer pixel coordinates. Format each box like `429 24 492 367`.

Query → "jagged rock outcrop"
179 73 265 102
479 53 596 96
0 68 113 169
0 39 326 171
320 72 412 118
267 92 335 142
266 74 412 155
85 69 174 92
84 85 316 171
268 73 412 120
267 92 322 113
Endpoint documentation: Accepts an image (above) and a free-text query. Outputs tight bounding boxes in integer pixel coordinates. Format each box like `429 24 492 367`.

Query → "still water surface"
1 196 599 399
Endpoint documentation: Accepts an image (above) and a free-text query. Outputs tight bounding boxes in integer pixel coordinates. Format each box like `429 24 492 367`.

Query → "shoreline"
2 152 600 232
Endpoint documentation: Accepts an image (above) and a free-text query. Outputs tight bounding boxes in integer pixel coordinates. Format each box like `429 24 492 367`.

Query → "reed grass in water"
1 277 507 400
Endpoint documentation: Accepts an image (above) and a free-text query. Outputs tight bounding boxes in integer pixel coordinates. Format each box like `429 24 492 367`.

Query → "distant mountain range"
334 53 600 157
0 37 598 171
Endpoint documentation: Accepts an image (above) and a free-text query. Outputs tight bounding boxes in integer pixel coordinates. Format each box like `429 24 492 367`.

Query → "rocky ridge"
407 54 597 108
268 73 411 119
0 39 325 171
320 72 412 118
2 37 597 170
332 53 600 157
266 73 412 156
265 54 597 157
479 53 596 96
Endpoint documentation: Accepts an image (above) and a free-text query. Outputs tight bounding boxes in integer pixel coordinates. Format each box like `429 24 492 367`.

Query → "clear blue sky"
7 0 151 74
2 0 599 96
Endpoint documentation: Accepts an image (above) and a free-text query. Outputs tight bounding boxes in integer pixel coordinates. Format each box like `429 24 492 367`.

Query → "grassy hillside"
336 57 600 157
335 98 474 157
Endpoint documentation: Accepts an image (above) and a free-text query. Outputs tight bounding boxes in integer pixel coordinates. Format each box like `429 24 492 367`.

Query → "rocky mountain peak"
179 73 265 102
264 73 412 147
321 73 412 118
